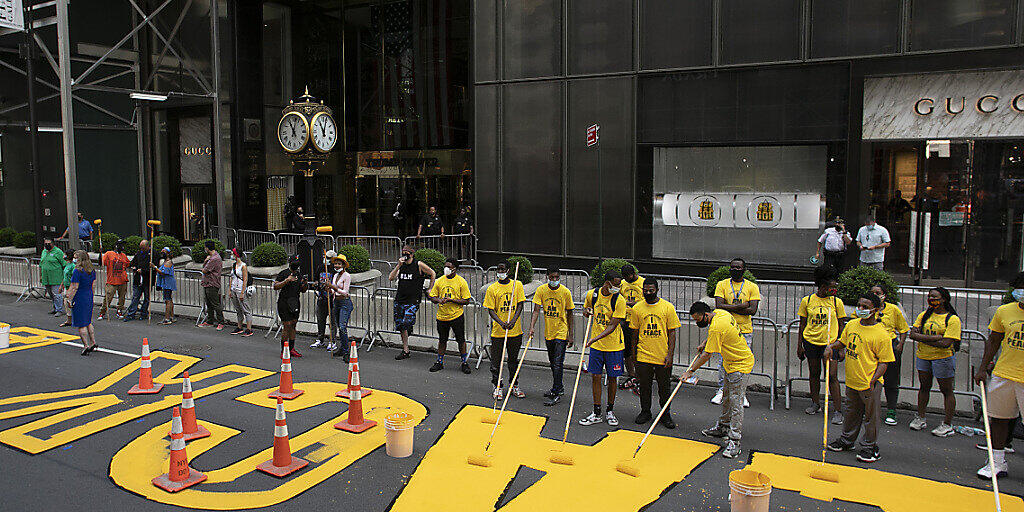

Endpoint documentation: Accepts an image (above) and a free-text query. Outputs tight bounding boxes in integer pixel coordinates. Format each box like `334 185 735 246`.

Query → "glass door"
969 141 1024 286
915 141 971 282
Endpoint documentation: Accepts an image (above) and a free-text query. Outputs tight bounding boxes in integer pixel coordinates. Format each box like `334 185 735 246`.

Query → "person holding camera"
815 218 852 272
274 255 309 357
388 244 436 360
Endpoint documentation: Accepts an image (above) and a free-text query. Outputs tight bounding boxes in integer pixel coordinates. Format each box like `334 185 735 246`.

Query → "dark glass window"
640 0 713 69
810 0 900 57
474 0 498 82
909 0 1016 51
503 0 562 79
474 86 500 251
720 0 801 64
502 82 563 255
568 0 633 75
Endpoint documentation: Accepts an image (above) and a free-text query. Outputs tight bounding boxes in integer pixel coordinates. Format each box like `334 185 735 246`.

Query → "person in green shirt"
39 238 67 316
59 250 75 327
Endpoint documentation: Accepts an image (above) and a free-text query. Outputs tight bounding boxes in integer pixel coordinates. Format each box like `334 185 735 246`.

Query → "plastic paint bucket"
0 322 10 349
384 412 415 458
728 469 771 512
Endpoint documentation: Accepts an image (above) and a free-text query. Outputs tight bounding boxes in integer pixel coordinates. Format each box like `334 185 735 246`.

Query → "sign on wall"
0 0 24 33
657 192 820 230
179 117 213 184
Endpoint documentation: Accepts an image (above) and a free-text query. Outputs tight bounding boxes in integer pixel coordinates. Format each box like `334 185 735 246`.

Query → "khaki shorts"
987 375 1024 419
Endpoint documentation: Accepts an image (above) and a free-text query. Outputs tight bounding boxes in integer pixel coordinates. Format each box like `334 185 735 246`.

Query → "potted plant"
0 227 16 252
477 254 540 297
338 244 381 289
10 231 36 256
837 266 904 316
150 234 191 266
248 241 289 277
187 238 230 271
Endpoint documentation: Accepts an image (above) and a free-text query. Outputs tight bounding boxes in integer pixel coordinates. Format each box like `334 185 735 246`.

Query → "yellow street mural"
0 326 79 355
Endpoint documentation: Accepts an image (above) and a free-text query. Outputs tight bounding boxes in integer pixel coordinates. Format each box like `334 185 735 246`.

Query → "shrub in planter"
505 255 534 286
123 235 143 255
338 244 370 273
13 231 35 249
98 232 120 253
0 227 15 247
414 248 445 277
191 238 225 263
706 266 757 298
150 235 183 258
837 266 900 305
251 242 287 267
590 258 632 288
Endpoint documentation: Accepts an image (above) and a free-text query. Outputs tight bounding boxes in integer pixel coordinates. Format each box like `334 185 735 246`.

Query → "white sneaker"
579 412 603 426
743 396 750 408
978 460 1009 480
493 386 504 401
511 386 525 399
931 423 955 437
606 411 619 426
711 389 724 405
909 416 927 431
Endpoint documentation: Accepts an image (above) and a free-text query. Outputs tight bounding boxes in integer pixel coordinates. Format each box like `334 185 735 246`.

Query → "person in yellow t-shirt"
528 268 575 406
627 278 680 428
483 261 527 401
797 266 848 419
427 258 473 374
869 284 910 426
975 272 1024 479
579 269 627 427
713 258 760 407
619 264 645 391
681 302 754 459
824 293 894 463
908 287 961 437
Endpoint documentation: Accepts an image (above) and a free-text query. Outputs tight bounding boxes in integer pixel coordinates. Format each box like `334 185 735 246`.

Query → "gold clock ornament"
278 87 336 173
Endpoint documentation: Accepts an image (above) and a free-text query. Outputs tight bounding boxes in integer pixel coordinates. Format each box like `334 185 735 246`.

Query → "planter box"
248 264 289 278
351 269 382 292
185 258 235 272
7 247 36 256
171 255 192 267
0 246 14 255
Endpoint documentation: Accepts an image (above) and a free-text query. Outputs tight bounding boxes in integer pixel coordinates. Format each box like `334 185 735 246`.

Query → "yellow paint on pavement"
0 326 79 354
746 452 1023 512
390 405 719 512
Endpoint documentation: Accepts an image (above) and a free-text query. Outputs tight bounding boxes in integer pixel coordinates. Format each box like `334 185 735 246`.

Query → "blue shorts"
916 355 956 380
162 289 173 302
588 349 625 377
394 303 419 333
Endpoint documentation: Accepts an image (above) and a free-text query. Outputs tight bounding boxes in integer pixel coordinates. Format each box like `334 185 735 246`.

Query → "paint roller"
979 381 1003 512
315 226 333 234
481 262 521 424
809 307 840 484
147 220 161 227
93 219 102 225
93 219 103 252
548 312 595 466
615 353 702 477
467 327 533 468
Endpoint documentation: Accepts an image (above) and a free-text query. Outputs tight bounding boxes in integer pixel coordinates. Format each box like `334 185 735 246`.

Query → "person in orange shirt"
97 239 130 320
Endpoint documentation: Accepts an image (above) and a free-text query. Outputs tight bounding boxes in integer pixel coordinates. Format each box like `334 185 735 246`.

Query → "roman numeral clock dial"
311 112 337 152
277 111 309 153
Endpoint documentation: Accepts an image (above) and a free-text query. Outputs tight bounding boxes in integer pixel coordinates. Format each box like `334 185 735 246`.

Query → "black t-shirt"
276 268 305 306
454 214 472 235
395 259 426 305
131 250 152 287
419 215 443 236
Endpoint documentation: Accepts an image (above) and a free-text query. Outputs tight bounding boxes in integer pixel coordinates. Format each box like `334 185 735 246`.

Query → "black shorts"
278 300 300 323
802 338 842 361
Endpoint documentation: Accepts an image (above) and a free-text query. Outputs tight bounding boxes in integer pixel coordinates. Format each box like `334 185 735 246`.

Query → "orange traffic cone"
334 355 377 433
170 371 211 441
128 338 164 395
268 342 304 400
152 406 207 492
256 397 309 477
337 339 372 398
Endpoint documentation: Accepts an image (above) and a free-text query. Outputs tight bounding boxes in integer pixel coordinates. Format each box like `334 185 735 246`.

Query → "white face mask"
443 267 453 276
496 272 508 281
609 286 620 294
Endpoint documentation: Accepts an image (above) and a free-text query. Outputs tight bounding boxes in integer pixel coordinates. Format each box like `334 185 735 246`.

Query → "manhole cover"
160 343 213 354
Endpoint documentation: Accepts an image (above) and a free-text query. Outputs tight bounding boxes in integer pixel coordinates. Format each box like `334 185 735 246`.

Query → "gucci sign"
182 146 212 156
914 94 1024 116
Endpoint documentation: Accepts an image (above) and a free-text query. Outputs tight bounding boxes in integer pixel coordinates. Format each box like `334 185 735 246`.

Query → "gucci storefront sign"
655 193 820 230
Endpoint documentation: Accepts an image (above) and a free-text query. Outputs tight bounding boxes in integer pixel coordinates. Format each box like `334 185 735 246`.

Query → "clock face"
310 112 337 152
277 112 309 153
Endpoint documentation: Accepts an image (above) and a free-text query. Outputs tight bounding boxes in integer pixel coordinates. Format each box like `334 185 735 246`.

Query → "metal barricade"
336 235 404 263
0 256 34 301
645 274 706 311
209 225 237 250
235 229 277 252
370 260 394 289
277 232 336 256
896 285 1002 333
55 238 92 253
365 287 480 359
404 234 477 263
460 265 487 299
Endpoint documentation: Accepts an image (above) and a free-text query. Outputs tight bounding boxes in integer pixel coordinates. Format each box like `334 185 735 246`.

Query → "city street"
0 293 1012 511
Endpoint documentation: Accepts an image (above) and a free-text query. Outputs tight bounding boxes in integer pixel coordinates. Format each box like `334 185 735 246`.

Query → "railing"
277 232 336 256
0 256 35 301
404 234 477 264
235 229 277 252
55 238 93 253
336 235 404 263
208 226 237 250
369 260 394 289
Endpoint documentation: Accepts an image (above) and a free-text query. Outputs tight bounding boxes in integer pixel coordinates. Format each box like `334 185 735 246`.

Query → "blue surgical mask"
1013 288 1024 304
855 308 873 319
549 280 560 288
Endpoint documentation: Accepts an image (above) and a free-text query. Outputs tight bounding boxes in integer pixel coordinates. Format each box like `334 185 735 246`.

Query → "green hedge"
338 244 370 273
191 238 226 263
706 266 757 298
414 248 445 277
0 227 15 247
251 242 287 267
13 231 35 249
123 235 143 256
151 235 183 258
590 258 632 288
98 232 120 253
837 266 900 305
506 256 533 286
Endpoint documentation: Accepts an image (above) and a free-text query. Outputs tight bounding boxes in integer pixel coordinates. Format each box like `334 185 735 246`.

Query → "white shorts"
987 375 1024 419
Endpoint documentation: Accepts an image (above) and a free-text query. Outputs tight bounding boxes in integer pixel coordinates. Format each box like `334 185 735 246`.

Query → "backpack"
588 288 620 313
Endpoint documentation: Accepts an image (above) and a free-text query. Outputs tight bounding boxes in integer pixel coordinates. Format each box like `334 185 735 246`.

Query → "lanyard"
729 279 744 304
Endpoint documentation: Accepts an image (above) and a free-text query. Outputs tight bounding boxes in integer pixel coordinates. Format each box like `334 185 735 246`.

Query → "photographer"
815 218 852 272
274 255 309 357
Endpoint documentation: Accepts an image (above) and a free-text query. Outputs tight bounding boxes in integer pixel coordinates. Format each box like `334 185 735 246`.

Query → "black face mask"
695 315 712 329
729 269 744 281
643 292 658 304
290 262 301 271
402 252 412 260
44 243 52 250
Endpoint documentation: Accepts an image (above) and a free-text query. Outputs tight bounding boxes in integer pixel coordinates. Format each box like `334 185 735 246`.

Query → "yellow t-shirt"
704 309 754 374
798 294 848 346
989 303 1024 382
713 279 761 334
585 288 627 352
429 274 471 321
483 280 527 338
876 302 910 340
532 284 575 341
620 275 645 325
840 319 895 391
628 298 681 365
913 311 961 360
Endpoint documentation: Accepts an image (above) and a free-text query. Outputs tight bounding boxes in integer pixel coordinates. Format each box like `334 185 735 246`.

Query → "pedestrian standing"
329 255 354 358
453 206 474 260
908 287 960 437
428 258 472 373
123 239 151 321
154 247 176 325
417 206 444 238
59 251 75 327
199 240 225 330
629 278 680 428
388 244 436 360
825 293 894 463
798 265 848 420
311 250 338 349
274 255 308 357
66 250 98 355
856 216 891 270
618 264 645 393
60 212 94 245
579 269 627 427
712 258 759 407
98 240 129 320
528 268 575 405
39 238 67 316
484 261 527 400
229 248 254 336
870 284 909 426
682 301 755 459
815 219 852 271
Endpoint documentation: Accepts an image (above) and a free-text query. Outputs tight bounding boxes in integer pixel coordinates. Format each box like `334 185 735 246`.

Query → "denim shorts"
587 349 625 377
162 289 173 301
915 355 956 380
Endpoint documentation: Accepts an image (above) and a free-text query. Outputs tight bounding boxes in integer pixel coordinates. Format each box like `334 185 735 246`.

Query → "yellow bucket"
384 412 415 458
728 469 771 512
0 322 10 349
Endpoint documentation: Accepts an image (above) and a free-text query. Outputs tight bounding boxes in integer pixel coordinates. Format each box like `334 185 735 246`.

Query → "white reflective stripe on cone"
350 372 360 387
140 359 152 369
282 363 292 372
170 415 183 434
182 397 195 409
282 346 290 359
141 343 151 357
169 436 186 451
275 404 286 421
274 424 288 437
182 378 192 393
350 389 361 401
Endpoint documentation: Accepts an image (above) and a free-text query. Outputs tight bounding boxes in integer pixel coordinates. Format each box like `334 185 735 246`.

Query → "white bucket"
384 412 415 458
0 323 10 349
728 469 771 512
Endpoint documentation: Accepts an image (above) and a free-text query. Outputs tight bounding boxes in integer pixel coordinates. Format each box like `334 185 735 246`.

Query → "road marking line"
60 341 139 358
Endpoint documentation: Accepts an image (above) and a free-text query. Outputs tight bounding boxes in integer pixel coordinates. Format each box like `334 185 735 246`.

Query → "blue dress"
71 268 96 328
